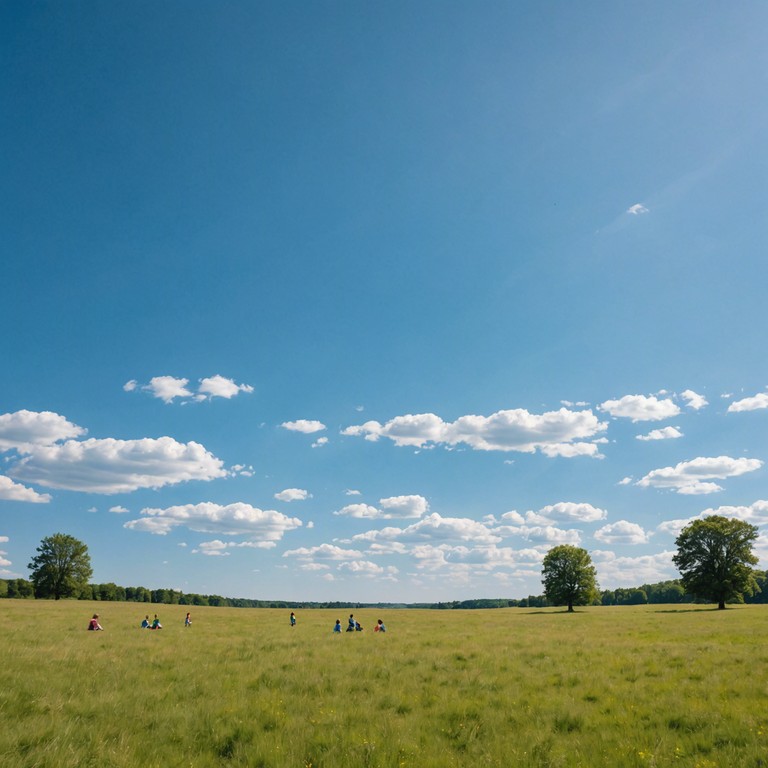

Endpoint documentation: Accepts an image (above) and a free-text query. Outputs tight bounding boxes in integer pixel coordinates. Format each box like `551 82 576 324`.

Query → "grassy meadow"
1 600 768 767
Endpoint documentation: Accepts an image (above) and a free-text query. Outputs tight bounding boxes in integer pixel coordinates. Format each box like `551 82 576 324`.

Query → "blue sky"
2 2 768 602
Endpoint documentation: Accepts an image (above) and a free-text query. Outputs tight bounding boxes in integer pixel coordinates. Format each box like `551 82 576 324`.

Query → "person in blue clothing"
141 615 150 629
375 619 386 632
347 614 355 632
333 619 342 633
290 612 296 627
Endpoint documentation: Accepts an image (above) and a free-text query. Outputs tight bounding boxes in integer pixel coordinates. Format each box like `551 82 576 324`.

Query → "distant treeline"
2 573 768 608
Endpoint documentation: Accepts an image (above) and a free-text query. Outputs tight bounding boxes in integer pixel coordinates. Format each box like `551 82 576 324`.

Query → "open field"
1 600 767 767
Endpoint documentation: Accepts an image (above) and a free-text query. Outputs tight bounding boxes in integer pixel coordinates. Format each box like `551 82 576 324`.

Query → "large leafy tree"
541 544 599 612
28 533 93 600
673 515 759 610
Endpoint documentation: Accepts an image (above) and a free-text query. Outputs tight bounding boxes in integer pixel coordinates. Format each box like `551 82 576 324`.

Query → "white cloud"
337 560 399 578
334 503 383 519
681 390 708 410
197 375 254 400
124 501 302 539
0 410 86 453
593 520 650 545
351 513 501 545
143 376 193 403
342 407 606 456
534 502 607 523
334 495 429 520
274 488 311 502
0 536 8 543
618 477 633 485
0 475 52 503
123 380 138 392
493 523 582 545
344 489 361 496
108 505 129 514
281 420 327 434
283 543 364 561
636 426 683 441
194 539 276 555
599 395 680 422
656 518 695 537
728 393 768 413
10 437 226 493
312 437 328 448
626 203 649 215
698 500 768 527
593 550 676 588
636 455 763 495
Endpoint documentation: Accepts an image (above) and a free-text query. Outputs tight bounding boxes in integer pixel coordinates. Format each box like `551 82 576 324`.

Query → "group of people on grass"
89 610 387 633
332 614 386 633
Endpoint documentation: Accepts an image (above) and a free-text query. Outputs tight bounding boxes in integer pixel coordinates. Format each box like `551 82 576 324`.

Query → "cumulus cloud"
197 375 254 400
345 489 361 496
626 203 649 215
194 539 277 555
283 543 364 561
336 495 429 520
593 520 650 545
493 522 582 545
129 375 253 403
274 488 311 502
727 393 768 413
0 410 86 453
0 475 52 503
281 420 326 434
592 550 676 587
351 513 501 545
312 437 329 448
636 426 683 441
342 407 606 456
10 437 226 493
124 501 302 539
337 560 399 578
681 390 708 410
143 376 193 403
108 505 129 514
697 500 768 527
636 456 763 495
334 503 381 519
599 395 680 422
533 502 607 524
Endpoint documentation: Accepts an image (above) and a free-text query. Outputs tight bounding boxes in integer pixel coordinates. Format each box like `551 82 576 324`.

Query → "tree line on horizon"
3 516 762 610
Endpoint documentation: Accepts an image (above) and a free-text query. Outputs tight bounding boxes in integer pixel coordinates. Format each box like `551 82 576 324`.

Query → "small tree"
673 515 759 610
541 544 599 612
28 533 93 600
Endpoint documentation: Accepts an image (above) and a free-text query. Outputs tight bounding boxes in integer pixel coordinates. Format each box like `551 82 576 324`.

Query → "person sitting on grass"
185 612 191 627
347 614 355 632
141 615 150 629
151 614 162 630
290 612 296 627
333 619 342 633
88 614 103 631
354 620 363 631
375 619 386 632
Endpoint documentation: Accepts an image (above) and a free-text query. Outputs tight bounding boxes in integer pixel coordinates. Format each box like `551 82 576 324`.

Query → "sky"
2 1 768 603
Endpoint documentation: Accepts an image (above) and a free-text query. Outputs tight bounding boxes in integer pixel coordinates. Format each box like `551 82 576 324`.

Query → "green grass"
1 601 768 767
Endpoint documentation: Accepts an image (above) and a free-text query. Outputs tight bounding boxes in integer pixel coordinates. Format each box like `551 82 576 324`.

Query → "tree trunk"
567 601 574 612
718 600 725 610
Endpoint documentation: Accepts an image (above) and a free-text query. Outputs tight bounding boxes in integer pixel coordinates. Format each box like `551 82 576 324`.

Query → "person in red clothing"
88 614 103 631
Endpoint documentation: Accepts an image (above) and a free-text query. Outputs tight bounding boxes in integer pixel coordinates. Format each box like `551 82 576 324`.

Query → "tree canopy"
541 544 599 612
673 515 759 610
28 533 93 600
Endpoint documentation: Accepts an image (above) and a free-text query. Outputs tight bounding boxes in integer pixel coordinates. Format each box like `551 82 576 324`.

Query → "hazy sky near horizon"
3 2 768 602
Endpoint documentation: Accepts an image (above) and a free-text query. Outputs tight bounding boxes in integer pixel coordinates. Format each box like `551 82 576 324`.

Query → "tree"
541 545 599 612
28 533 93 600
673 515 759 610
